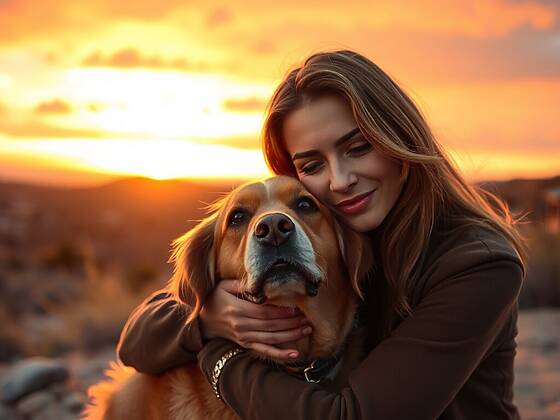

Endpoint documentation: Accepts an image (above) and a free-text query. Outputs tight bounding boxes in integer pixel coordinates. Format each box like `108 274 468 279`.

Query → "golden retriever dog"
84 175 373 420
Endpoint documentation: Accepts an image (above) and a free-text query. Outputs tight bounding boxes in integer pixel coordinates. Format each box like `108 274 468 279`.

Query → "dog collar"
283 357 340 383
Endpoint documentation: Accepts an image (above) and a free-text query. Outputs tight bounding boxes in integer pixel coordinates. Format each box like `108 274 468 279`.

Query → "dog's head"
169 176 373 361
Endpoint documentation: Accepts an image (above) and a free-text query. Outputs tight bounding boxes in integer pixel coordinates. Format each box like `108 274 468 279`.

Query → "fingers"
219 289 298 319
240 326 312 346
245 343 300 361
233 300 300 320
238 315 308 333
219 279 242 294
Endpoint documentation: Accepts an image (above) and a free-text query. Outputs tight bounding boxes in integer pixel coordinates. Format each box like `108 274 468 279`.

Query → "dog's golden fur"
84 176 372 420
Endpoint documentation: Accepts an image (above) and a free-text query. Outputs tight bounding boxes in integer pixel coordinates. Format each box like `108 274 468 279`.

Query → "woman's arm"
117 282 311 374
198 244 524 419
117 289 203 374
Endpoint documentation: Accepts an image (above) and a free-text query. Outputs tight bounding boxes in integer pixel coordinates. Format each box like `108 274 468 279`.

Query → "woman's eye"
296 197 317 212
348 142 372 155
300 162 323 175
228 210 247 226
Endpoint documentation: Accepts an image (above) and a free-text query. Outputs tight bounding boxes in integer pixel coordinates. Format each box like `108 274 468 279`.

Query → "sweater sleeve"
198 243 524 419
117 289 204 375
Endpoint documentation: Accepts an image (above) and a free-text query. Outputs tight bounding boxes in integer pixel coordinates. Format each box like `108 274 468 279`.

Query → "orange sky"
0 0 559 186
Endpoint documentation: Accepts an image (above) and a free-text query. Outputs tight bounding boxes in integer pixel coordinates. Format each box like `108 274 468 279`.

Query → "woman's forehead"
282 96 357 155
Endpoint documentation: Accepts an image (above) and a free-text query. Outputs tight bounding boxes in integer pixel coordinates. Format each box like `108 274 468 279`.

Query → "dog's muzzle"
244 213 322 303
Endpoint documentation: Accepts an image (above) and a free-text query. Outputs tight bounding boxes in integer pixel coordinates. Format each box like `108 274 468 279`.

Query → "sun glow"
0 137 271 180
0 0 558 186
58 68 270 138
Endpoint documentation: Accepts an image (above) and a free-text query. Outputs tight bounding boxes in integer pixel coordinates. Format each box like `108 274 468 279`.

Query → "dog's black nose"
254 213 295 246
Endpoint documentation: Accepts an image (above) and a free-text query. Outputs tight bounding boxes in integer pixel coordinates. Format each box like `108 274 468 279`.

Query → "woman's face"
283 95 406 232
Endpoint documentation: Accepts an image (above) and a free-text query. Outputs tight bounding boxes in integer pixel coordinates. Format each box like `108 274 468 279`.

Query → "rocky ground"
0 309 559 419
514 309 560 419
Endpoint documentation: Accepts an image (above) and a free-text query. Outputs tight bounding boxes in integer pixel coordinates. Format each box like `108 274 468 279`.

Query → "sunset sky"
1 0 559 186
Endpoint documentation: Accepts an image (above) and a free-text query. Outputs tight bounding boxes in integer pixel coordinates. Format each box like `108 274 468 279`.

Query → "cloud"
43 51 60 65
2 0 556 47
15 99 109 119
250 40 277 55
82 48 204 71
206 7 232 27
364 0 558 38
190 135 260 150
95 0 187 20
379 25 560 83
222 97 268 113
0 119 106 139
234 17 560 84
0 0 186 44
87 102 108 113
34 99 73 114
1 0 558 84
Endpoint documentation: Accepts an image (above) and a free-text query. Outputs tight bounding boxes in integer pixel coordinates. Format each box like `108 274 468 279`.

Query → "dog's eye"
296 197 317 212
228 209 247 226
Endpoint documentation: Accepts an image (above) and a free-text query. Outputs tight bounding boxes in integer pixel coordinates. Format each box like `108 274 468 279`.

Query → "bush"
41 242 84 271
124 264 158 294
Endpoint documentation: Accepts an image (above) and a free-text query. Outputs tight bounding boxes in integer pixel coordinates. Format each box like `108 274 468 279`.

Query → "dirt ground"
2 309 558 419
515 309 560 419
66 308 560 420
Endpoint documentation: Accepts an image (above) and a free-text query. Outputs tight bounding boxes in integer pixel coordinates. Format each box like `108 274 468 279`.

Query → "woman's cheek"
300 177 327 203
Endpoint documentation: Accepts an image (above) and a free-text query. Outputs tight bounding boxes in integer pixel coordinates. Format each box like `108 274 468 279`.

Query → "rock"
31 401 68 420
62 391 86 412
0 403 21 419
541 340 559 353
73 357 113 390
16 390 78 420
16 390 55 416
0 358 69 403
49 382 68 398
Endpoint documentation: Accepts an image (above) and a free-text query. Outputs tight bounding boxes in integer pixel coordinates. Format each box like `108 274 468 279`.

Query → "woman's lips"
336 190 375 215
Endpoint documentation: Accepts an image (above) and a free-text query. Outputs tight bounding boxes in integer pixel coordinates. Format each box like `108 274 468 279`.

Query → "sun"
62 68 269 140
0 137 271 181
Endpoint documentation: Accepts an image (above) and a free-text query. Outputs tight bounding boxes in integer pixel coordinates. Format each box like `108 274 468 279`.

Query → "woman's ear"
168 214 218 323
335 220 374 300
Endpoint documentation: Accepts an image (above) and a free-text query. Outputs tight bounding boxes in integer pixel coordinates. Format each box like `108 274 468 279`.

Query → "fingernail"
302 327 312 335
289 352 299 359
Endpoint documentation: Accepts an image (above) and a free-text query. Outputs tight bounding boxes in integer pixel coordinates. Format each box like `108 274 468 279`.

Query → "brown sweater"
117 221 524 420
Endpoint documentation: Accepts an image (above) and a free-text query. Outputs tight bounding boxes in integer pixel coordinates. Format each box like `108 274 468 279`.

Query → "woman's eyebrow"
291 127 361 161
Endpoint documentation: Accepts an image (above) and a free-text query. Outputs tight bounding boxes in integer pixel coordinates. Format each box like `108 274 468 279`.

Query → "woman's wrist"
210 346 245 399
198 338 244 398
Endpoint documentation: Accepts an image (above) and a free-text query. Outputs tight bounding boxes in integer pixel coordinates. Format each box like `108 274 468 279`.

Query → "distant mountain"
0 174 557 276
478 175 560 220
0 177 246 271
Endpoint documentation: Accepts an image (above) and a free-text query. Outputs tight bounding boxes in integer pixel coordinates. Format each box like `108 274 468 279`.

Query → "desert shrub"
41 242 84 271
519 226 560 308
49 267 155 353
124 264 158 294
0 307 25 362
0 254 26 271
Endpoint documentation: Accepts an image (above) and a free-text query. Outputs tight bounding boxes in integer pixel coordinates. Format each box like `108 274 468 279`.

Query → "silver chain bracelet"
210 347 245 400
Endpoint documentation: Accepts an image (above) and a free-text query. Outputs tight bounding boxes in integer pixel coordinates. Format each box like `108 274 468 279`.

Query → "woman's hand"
199 280 312 360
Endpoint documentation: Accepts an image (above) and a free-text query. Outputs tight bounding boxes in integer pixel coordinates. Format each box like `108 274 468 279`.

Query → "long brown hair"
262 49 527 320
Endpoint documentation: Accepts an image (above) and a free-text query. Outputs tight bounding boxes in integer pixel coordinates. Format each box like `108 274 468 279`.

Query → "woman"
117 50 527 419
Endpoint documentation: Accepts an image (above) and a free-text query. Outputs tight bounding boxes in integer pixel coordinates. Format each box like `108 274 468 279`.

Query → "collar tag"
303 360 321 383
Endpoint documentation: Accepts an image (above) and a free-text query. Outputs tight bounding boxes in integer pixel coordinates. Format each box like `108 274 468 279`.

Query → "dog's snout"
254 213 295 246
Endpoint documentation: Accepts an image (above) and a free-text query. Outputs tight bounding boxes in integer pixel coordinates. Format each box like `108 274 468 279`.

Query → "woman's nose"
329 166 358 193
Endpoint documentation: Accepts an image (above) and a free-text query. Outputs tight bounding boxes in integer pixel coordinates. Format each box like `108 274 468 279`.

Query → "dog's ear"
168 214 218 324
335 221 374 300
